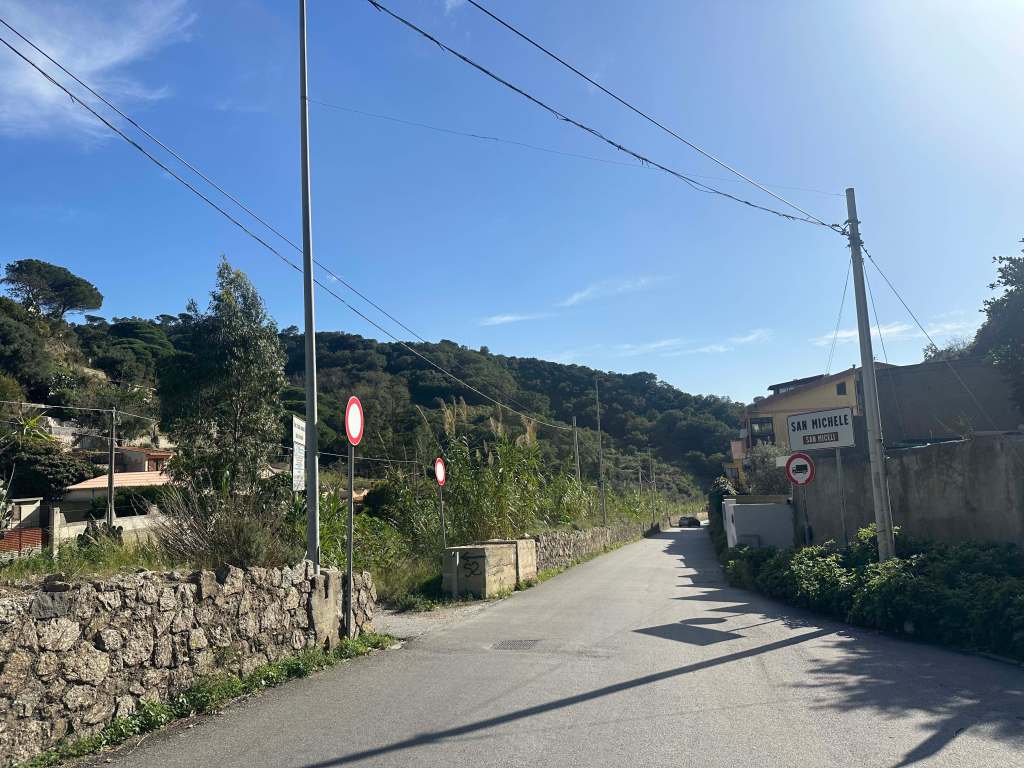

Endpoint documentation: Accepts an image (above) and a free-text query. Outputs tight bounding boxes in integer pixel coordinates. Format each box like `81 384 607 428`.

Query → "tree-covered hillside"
1 259 743 497
276 330 742 496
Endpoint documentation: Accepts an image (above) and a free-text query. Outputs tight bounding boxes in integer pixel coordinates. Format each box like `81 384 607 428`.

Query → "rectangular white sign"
292 415 306 492
787 407 855 451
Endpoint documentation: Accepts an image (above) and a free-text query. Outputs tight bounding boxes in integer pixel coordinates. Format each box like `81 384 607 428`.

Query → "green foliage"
0 311 51 398
744 443 790 494
706 476 735 556
0 539 170 583
0 430 93 500
2 259 102 320
279 330 739 495
157 479 301 569
723 529 1024 661
159 258 286 492
973 245 1024 413
923 336 975 361
76 521 124 548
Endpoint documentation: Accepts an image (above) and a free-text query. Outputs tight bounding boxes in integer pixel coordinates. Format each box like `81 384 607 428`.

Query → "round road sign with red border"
434 457 446 487
345 396 364 446
785 452 815 485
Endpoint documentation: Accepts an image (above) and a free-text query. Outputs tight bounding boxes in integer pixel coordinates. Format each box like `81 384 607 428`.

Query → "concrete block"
442 543 518 598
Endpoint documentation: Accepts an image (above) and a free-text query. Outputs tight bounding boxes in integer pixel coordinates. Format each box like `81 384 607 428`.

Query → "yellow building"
722 366 888 484
745 368 866 452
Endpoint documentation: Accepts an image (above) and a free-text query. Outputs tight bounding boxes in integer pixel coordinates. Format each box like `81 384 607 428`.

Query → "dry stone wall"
534 518 670 572
0 563 376 766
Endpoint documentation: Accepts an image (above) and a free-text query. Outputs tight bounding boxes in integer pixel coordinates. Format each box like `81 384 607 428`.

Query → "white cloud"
0 0 194 138
444 0 467 14
479 312 546 327
663 343 733 356
613 338 688 357
559 276 659 308
809 317 978 347
728 328 772 345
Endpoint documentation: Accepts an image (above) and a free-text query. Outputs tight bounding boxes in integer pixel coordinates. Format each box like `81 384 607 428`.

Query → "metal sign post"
434 457 447 549
344 396 364 639
836 447 849 546
298 0 320 574
787 408 854 547
786 452 815 545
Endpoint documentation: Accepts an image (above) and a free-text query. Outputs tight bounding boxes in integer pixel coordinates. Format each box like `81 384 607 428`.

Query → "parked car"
678 516 702 528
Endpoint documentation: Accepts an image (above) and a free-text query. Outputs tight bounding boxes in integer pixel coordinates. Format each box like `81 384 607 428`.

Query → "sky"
1 0 1022 404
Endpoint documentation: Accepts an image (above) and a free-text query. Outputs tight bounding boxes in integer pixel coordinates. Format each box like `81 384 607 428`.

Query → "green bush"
723 527 1024 661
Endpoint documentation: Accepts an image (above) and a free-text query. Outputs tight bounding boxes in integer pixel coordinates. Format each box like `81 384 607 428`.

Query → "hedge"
722 525 1024 661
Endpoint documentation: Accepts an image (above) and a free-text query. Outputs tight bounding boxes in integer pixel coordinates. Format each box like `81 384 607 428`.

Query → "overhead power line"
824 257 852 375
462 0 840 220
310 99 844 197
363 0 844 231
861 245 1002 435
0 16 426 350
0 28 569 433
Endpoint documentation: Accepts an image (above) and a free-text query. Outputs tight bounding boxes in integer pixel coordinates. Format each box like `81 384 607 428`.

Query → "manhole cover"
492 639 541 651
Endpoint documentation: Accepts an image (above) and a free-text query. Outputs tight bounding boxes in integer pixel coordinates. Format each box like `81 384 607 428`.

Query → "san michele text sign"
787 406 855 451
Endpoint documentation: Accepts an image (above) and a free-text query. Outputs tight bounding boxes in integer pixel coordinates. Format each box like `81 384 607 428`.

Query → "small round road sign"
785 452 815 486
345 396 364 446
434 457 446 487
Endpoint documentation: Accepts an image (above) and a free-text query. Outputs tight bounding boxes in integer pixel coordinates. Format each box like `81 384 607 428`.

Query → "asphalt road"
108 528 1024 768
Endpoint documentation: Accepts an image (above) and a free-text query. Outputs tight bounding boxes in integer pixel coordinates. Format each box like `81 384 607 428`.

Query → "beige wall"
797 434 1024 547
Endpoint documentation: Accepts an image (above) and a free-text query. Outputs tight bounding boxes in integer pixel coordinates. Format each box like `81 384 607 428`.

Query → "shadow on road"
299 627 833 767
658 529 1024 767
299 529 1024 768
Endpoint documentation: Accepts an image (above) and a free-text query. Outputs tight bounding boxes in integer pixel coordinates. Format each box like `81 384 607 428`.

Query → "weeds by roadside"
15 633 394 768
0 539 174 584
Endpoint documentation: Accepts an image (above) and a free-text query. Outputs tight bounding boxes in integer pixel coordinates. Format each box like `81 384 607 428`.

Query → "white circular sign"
434 457 446 486
345 396 364 446
785 452 815 486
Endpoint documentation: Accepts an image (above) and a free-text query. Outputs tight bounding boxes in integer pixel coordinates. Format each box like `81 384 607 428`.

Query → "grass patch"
15 633 395 768
0 540 175 584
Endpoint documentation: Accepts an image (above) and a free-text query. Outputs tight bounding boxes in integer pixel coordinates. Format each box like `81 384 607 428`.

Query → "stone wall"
796 434 1024 547
0 563 376 766
345 570 377 635
534 518 668 572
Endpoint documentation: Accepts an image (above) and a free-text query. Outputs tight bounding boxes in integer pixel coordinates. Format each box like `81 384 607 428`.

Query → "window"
836 381 847 396
748 416 775 445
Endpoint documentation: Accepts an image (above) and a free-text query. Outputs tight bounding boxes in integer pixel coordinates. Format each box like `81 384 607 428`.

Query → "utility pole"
595 380 607 526
846 187 895 561
572 415 581 482
649 447 657 525
106 406 116 527
299 0 320 572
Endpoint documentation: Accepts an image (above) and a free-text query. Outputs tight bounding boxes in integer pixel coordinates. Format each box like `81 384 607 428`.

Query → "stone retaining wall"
0 563 376 766
534 518 670 573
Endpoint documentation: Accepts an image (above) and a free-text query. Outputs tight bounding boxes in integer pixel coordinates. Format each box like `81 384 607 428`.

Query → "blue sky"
1 0 1021 403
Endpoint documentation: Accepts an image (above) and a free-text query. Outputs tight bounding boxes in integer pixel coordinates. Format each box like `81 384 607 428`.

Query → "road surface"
106 528 1024 767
